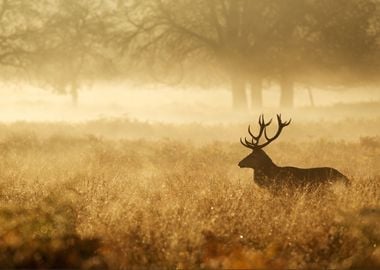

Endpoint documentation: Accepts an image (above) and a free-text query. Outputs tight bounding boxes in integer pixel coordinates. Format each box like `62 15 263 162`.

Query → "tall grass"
0 125 379 269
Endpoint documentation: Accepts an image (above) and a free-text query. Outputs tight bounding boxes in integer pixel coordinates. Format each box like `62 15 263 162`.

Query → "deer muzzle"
238 160 248 168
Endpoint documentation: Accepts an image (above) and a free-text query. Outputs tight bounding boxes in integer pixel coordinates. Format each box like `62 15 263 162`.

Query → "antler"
240 114 291 150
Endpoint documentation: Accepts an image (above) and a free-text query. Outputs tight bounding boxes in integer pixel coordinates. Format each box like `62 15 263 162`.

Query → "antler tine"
247 125 254 139
259 114 264 125
249 126 256 144
244 137 253 146
264 126 271 141
240 137 255 149
240 137 247 147
258 114 272 127
248 114 272 142
247 124 260 142
277 114 291 127
263 114 273 126
263 116 277 141
241 114 290 150
260 114 291 148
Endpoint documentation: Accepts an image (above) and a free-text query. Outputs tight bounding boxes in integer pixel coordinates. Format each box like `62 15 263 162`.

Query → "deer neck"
256 150 279 175
254 158 279 187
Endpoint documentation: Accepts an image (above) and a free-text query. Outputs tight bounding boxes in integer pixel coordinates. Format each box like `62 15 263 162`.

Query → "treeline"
0 0 379 109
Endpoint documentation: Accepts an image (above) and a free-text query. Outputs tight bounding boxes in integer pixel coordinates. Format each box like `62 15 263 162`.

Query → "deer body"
239 115 349 189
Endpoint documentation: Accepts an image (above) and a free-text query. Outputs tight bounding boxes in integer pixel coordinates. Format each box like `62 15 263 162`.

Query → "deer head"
238 114 291 169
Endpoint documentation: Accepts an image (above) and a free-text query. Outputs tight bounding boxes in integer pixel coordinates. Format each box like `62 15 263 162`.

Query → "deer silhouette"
238 114 349 189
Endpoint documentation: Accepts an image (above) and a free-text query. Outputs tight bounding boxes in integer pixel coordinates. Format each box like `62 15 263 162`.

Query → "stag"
238 114 349 189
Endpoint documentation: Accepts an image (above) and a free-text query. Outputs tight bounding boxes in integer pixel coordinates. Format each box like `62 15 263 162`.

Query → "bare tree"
115 0 272 111
29 0 113 105
0 1 44 70
1 0 376 109
278 0 380 106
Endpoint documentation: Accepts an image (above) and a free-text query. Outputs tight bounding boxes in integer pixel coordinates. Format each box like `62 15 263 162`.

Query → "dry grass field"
0 118 379 269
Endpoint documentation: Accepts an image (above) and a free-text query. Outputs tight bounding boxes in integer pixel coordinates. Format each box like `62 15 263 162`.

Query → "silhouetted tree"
0 1 44 70
265 0 312 108
29 0 113 105
296 0 379 102
258 0 380 107
116 0 273 111
4 0 377 109
306 0 378 85
119 0 380 109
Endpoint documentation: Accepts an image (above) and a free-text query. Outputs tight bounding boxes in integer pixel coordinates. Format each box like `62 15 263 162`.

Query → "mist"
0 0 379 269
1 82 379 124
0 0 379 125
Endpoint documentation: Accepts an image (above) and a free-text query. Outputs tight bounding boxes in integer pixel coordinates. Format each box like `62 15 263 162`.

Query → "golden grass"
0 123 379 269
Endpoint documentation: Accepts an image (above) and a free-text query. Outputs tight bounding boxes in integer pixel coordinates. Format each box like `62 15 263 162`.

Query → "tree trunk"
280 76 294 108
231 76 247 111
307 87 315 107
70 80 78 106
250 76 263 110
